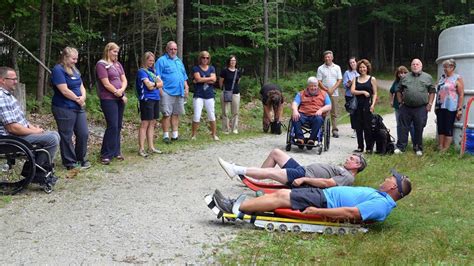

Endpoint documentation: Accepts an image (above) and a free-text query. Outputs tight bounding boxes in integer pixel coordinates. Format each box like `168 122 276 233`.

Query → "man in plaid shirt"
0 67 60 164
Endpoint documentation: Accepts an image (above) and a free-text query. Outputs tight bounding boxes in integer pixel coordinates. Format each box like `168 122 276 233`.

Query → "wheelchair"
0 135 57 195
285 115 331 154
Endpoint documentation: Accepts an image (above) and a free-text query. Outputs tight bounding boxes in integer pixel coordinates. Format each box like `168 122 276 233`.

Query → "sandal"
116 155 125 161
149 148 163 154
138 150 149 157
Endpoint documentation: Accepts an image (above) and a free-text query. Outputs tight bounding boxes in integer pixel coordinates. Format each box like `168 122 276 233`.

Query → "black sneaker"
171 137 179 141
80 161 91 170
213 189 235 213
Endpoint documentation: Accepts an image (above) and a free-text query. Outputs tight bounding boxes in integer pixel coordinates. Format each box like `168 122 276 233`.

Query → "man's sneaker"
218 158 237 180
163 137 171 144
332 131 339 138
80 161 91 169
66 163 80 170
171 137 179 141
213 189 235 213
394 148 403 154
351 130 357 138
416 150 423 156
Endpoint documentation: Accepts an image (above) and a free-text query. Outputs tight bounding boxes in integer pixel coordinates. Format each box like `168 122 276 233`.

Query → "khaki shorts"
160 91 185 116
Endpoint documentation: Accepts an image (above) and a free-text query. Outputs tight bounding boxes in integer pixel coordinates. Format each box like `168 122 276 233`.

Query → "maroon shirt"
96 60 125 100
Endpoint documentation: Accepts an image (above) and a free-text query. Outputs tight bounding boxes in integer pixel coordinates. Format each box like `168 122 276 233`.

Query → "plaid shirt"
0 87 28 136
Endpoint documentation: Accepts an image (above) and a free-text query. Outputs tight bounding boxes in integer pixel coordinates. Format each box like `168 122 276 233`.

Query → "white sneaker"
191 136 196 141
212 135 220 141
218 158 237 180
232 129 239 134
416 150 423 156
394 148 403 154
351 130 356 138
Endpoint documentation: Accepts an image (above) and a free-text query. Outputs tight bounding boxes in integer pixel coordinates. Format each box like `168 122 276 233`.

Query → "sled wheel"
323 117 331 151
350 228 358 235
292 225 301 233
337 228 346 235
255 190 264 197
285 143 291 151
324 227 333 235
265 223 275 232
279 224 288 232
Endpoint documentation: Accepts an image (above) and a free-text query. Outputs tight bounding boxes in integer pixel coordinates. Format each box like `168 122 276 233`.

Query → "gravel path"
0 82 436 264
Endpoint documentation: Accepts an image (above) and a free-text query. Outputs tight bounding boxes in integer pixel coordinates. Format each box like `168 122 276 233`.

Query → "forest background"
0 0 473 107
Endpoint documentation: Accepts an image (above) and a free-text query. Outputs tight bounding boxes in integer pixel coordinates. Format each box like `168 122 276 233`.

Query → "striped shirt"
0 87 28 136
316 63 343 97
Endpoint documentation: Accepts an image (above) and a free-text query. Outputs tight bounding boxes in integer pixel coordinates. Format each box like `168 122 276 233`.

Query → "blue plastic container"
465 128 474 155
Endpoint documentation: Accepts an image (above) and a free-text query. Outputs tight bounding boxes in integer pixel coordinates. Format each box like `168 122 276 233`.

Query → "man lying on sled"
213 169 411 222
218 148 367 188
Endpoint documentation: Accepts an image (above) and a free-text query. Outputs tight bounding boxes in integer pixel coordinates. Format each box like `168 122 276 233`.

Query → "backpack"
371 114 395 155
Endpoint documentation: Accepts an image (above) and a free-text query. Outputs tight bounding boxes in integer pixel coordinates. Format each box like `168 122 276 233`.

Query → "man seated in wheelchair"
0 67 60 191
291 76 332 146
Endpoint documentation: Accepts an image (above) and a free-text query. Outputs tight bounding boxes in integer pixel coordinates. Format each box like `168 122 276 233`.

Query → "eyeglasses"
169 48 177 51
4 78 18 81
201 57 209 59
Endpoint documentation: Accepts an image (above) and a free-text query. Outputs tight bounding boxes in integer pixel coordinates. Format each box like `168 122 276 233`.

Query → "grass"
215 140 474 264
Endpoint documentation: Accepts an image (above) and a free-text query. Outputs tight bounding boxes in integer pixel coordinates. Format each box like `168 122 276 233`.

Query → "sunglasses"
201 57 209 59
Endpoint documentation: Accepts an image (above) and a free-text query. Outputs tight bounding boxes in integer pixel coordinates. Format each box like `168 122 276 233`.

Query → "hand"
122 95 128 104
456 110 462 120
185 88 189 98
315 109 323 116
292 178 305 187
426 103 432 112
364 91 370 97
370 105 375 113
29 125 44 134
292 112 301 122
302 206 319 215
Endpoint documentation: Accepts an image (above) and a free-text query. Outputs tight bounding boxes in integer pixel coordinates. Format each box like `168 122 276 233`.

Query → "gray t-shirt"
303 163 354 186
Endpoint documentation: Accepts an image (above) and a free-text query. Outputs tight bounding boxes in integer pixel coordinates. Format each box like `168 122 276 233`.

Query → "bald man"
395 59 436 156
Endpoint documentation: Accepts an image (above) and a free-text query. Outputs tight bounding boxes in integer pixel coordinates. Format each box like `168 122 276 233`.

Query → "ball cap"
391 169 409 198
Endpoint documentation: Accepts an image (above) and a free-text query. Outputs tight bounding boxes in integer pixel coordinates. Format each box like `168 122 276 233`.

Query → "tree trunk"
36 0 48 103
44 0 55 91
391 24 395 71
140 0 145 55
197 0 201 51
348 7 359 57
12 21 19 79
86 3 92 89
176 0 184 58
275 1 279 81
263 0 269 85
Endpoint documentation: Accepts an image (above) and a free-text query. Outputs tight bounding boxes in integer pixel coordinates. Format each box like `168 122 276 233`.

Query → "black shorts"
140 100 160 121
436 109 456 136
290 187 327 211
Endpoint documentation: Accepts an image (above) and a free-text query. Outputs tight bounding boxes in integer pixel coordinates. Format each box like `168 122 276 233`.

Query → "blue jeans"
100 99 124 159
52 105 89 167
395 109 414 144
293 114 324 141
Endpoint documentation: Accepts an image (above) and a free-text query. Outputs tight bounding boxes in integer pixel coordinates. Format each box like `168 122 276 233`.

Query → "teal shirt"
398 71 435 107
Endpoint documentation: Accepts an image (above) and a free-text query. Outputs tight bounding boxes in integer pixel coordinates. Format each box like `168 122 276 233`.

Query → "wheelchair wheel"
0 138 36 195
285 120 293 151
323 117 331 151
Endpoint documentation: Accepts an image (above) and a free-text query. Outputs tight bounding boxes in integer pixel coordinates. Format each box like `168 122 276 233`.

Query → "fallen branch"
0 31 51 74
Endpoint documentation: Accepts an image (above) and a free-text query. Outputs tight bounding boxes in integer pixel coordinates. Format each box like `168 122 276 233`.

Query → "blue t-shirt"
293 92 331 106
136 68 160 101
155 54 188 96
323 186 397 222
343 70 359 97
51 64 83 110
192 65 216 99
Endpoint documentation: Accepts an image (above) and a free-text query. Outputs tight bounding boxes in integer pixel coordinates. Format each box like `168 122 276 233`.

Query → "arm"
370 77 378 112
219 77 224 89
329 79 342 95
5 123 43 136
193 71 215 83
427 92 435 112
456 77 465 120
318 80 328 92
184 80 189 98
292 177 337 188
302 206 362 221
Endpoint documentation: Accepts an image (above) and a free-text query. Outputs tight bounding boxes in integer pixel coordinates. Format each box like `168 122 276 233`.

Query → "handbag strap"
229 69 238 92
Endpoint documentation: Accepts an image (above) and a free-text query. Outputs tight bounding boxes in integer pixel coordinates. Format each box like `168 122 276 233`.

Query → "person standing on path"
390 66 414 144
155 41 189 143
395 58 436 156
343 56 359 138
219 55 241 134
316 50 342 138
51 47 90 170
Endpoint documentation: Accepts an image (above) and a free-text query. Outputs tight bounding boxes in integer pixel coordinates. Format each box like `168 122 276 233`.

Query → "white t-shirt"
316 63 342 97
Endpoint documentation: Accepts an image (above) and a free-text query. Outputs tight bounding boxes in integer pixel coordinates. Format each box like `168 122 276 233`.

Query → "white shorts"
192 98 216 122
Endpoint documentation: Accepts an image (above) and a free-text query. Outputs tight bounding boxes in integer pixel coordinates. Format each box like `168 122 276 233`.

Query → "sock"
232 194 247 215
172 131 179 138
163 132 169 138
233 165 247 176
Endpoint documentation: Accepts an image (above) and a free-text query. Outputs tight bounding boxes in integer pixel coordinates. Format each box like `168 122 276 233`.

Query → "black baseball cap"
391 169 410 198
